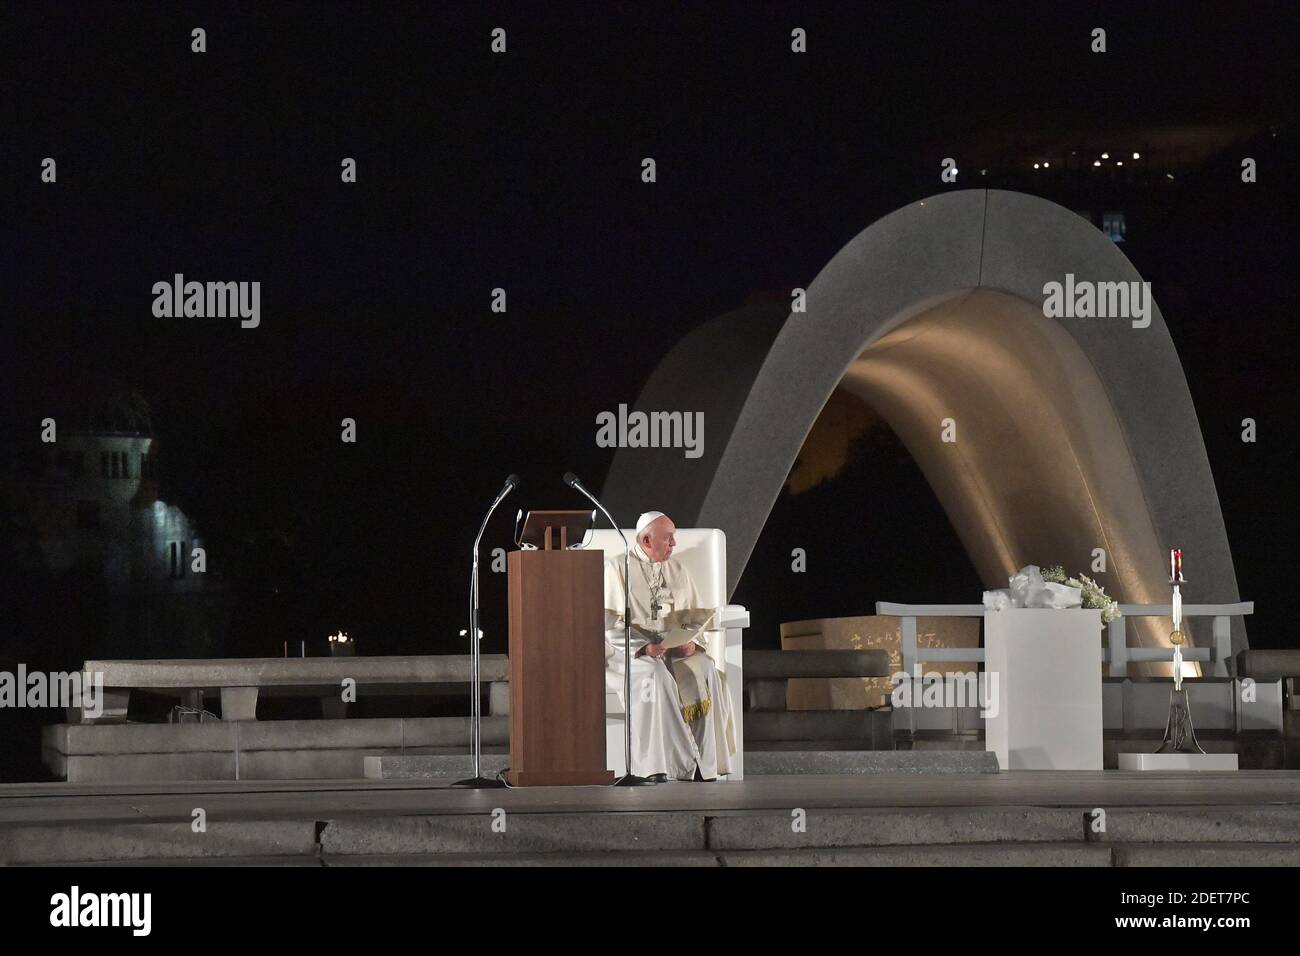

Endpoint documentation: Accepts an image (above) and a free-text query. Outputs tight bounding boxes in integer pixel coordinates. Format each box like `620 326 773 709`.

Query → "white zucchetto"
635 511 666 536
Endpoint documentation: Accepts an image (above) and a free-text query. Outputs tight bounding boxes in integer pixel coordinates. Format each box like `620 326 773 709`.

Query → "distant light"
1043 161 1050 168
1101 152 1109 159
980 169 987 176
1033 163 1040 169
1166 172 1175 180
1116 161 1124 166
1093 160 1101 167
1132 152 1140 159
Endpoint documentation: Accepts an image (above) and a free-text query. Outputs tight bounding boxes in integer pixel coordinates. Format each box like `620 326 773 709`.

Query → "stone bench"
1237 650 1300 682
1237 651 1300 724
75 655 508 723
743 649 892 711
43 715 510 783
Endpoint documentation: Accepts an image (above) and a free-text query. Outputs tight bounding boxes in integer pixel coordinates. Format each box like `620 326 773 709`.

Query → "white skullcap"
635 511 666 536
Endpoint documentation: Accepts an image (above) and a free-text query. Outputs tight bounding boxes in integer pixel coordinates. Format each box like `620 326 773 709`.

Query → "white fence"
874 601 1254 679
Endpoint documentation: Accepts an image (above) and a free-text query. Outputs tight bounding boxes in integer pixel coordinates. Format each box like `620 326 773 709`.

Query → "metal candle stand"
1155 550 1207 756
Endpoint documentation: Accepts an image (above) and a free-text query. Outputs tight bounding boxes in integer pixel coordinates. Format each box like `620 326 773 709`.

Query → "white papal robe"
603 544 737 780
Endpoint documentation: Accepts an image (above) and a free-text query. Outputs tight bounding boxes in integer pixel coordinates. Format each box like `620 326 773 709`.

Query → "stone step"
707 807 1085 850
698 843 1300 867
45 715 509 755
319 811 706 856
39 842 1300 867
67 855 325 867
85 654 509 688
1112 843 1300 866
745 649 892 679
317 844 1111 866
0 820 320 866
1089 805 1300 844
744 750 998 774
322 850 722 867
43 716 510 783
903 737 987 751
8 804 1300 864
745 710 892 743
360 749 994 779
742 740 893 751
363 753 510 780
718 843 1112 866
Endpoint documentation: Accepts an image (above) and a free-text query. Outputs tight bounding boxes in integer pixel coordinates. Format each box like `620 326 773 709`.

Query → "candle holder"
1155 685 1205 755
1153 561 1206 756
1117 549 1234 771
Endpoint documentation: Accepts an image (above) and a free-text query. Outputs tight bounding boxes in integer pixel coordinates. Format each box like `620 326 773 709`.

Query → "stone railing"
74 655 508 723
874 601 1255 679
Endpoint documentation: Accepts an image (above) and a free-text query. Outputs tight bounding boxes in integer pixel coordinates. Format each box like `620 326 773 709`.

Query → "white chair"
582 528 748 780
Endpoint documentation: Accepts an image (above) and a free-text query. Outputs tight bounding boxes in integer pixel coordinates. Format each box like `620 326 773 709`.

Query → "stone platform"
43 716 510 783
363 749 998 779
2 771 1298 866
1118 752 1240 771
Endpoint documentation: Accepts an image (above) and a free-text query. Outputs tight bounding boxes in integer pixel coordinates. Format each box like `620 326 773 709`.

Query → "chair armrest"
720 604 750 629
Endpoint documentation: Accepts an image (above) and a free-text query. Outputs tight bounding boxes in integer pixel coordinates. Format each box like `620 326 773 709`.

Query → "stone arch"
601 189 1245 659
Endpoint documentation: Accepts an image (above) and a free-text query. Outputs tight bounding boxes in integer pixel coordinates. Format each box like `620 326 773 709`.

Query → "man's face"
640 515 676 562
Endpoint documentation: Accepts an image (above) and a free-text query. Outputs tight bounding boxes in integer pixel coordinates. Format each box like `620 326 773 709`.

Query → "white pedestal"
984 608 1103 770
1117 752 1239 771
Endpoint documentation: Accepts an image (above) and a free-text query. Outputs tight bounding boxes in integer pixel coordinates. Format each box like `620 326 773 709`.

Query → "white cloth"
669 650 737 778
604 652 702 781
983 564 1082 610
603 543 736 779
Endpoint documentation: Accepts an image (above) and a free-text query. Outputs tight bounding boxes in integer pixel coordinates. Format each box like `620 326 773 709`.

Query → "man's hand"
642 642 669 658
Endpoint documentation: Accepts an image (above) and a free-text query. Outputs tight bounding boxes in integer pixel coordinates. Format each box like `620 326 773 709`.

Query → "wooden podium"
505 517 615 786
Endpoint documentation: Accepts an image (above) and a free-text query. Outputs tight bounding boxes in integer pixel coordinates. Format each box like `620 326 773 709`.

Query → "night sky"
1 2 1297 774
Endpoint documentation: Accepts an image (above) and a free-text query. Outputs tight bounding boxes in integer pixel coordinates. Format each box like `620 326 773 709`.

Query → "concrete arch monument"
601 189 1246 660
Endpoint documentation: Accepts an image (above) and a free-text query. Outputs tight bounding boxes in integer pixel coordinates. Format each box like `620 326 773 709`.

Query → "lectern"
505 511 615 786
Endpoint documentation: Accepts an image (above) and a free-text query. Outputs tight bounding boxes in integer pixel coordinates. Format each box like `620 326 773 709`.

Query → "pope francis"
603 512 737 781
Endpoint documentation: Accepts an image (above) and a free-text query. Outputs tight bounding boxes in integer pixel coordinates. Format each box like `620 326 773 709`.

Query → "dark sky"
6 1 1293 381
1 1 1297 664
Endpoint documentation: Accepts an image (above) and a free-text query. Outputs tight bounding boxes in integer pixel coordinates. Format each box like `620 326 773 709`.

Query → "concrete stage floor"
2 772 1299 865
3 771 1300 823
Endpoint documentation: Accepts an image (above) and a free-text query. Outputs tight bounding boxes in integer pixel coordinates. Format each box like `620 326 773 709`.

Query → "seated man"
603 511 737 781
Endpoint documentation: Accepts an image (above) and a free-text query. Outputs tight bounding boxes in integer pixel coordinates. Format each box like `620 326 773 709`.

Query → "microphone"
453 473 519 789
562 472 653 785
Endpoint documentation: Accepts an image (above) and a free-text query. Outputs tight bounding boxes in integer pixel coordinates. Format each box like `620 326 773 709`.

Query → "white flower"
1006 565 1121 627
983 589 1013 611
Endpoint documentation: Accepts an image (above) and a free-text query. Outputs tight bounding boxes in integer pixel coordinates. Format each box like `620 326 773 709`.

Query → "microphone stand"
565 473 654 786
452 476 516 789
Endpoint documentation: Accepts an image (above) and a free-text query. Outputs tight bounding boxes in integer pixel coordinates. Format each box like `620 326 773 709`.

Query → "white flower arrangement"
1041 566 1122 625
